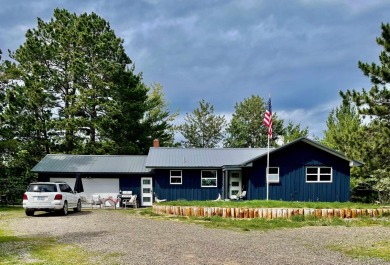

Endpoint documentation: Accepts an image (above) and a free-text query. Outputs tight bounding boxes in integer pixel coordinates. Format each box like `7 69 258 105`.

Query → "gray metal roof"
145 148 270 168
241 137 364 167
31 155 152 174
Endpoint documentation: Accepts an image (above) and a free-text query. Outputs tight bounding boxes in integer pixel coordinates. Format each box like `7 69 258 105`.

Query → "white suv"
23 182 81 216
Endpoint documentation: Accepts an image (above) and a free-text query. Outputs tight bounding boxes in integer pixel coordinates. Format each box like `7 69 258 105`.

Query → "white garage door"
51 177 119 202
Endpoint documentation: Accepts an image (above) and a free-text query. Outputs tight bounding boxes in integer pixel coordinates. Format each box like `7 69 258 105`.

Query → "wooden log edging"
152 205 390 219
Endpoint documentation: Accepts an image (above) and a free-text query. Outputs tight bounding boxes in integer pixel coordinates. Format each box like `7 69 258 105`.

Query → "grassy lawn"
328 240 390 262
0 207 121 265
157 199 389 209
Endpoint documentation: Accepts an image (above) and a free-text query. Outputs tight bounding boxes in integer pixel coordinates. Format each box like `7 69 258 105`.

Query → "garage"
50 177 119 202
32 154 153 206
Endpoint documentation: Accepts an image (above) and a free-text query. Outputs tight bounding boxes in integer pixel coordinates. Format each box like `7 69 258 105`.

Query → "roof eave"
145 166 222 169
349 160 364 167
31 171 153 174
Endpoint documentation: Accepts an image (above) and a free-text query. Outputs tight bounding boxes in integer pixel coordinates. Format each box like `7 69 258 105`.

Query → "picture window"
306 167 332 183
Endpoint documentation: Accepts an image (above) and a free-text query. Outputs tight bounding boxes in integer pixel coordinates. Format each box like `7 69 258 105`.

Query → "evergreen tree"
179 99 226 148
224 95 283 147
140 83 179 151
0 9 150 201
97 68 147 155
11 8 146 155
320 100 372 201
283 121 309 144
0 52 40 201
341 23 390 203
321 101 362 159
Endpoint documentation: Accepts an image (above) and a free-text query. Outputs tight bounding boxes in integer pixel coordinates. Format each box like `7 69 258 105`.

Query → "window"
170 170 182 184
201 170 217 187
28 184 57 193
59 184 73 193
306 167 332 183
267 167 280 183
143 179 151 185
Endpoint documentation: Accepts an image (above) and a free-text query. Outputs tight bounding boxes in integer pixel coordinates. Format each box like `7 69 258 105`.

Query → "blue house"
32 138 362 205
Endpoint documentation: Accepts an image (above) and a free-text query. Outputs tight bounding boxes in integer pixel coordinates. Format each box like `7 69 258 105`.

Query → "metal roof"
31 155 152 174
241 137 364 167
145 148 270 168
31 138 362 173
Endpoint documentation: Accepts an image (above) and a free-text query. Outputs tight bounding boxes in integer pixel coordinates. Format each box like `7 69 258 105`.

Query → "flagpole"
266 134 270 200
266 93 271 201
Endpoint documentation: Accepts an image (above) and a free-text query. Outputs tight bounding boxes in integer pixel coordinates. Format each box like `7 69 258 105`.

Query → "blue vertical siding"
38 140 351 203
154 169 222 201
247 141 351 202
119 175 143 197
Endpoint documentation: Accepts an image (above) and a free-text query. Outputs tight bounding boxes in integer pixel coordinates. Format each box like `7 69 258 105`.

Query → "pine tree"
179 99 226 148
341 23 390 203
11 9 147 155
224 95 283 147
140 83 179 151
283 121 309 144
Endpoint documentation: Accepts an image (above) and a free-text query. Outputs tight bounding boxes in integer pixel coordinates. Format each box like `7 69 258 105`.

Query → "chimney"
153 139 160 148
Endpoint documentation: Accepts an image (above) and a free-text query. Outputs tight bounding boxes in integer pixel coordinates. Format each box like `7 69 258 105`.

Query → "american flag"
263 97 272 137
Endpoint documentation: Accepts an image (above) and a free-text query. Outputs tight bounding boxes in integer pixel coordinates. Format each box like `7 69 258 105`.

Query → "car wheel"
25 210 34 216
61 201 68 216
74 200 81 212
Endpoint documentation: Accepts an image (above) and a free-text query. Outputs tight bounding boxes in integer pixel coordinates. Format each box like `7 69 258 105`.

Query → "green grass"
138 207 390 231
0 208 122 265
0 235 122 265
157 199 387 209
329 240 390 262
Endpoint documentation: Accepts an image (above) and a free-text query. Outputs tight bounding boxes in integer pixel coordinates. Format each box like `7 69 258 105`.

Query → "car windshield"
27 184 57 193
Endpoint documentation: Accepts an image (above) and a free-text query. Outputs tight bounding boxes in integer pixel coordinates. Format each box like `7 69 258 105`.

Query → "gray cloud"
0 0 388 139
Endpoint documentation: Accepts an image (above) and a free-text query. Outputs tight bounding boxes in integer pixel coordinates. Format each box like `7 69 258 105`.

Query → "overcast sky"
1 0 389 139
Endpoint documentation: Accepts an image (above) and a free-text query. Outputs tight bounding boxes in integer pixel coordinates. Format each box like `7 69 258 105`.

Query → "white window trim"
267 167 280 183
201 170 218 188
306 167 333 183
170 170 182 185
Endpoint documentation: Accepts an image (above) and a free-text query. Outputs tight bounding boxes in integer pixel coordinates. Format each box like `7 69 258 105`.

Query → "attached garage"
50 177 120 202
31 155 153 204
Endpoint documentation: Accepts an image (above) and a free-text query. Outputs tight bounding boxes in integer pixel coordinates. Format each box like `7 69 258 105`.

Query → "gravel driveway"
7 209 390 265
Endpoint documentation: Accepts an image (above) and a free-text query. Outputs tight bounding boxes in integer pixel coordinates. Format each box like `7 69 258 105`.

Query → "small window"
170 170 182 185
231 181 239 187
306 167 332 183
143 179 151 185
267 167 279 183
231 190 239 195
143 197 151 202
201 170 217 187
143 188 151 193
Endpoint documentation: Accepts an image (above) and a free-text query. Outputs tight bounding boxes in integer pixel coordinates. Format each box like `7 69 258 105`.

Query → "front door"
229 171 242 198
141 177 153 206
